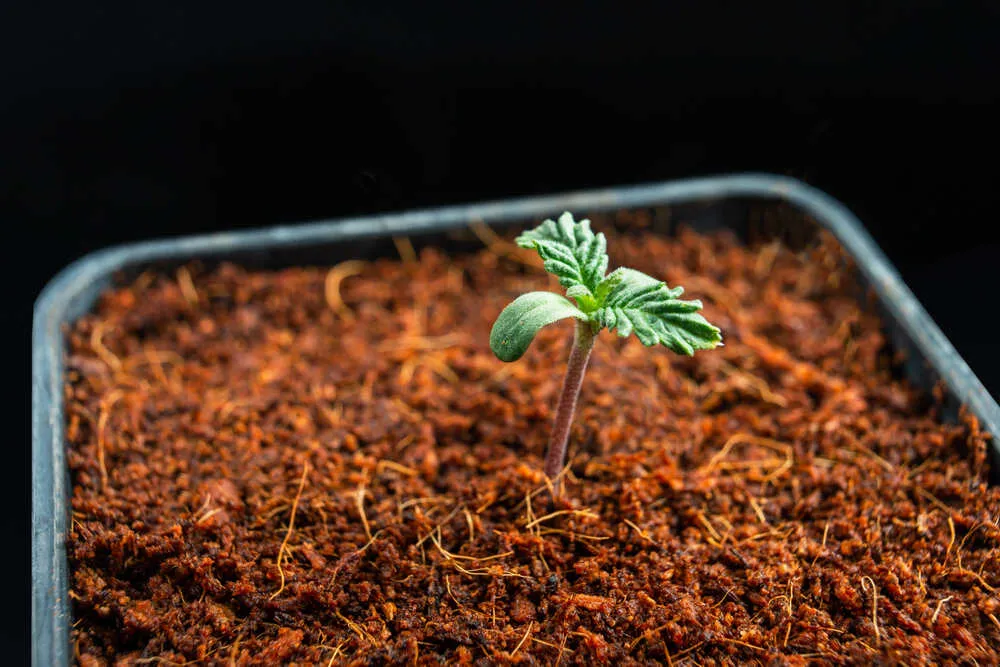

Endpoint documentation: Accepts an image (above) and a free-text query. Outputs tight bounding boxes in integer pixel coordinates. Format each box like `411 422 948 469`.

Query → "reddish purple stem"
544 320 596 494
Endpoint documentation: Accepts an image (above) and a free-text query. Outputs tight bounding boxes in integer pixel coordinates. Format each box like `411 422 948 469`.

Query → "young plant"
490 212 722 493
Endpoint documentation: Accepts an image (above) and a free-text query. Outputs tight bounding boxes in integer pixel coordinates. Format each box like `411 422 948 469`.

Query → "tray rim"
32 172 1000 666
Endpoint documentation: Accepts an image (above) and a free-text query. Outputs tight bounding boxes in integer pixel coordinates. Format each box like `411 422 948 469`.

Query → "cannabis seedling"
490 212 722 493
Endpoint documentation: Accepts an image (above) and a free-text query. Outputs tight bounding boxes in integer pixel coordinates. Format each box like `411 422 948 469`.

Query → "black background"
10 2 1000 660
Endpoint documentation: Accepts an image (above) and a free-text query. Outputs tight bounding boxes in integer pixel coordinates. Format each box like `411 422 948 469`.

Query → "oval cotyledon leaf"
489 291 588 362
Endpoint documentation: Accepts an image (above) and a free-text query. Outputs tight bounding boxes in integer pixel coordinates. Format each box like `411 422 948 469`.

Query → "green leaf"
565 284 598 312
594 268 722 355
490 292 587 362
516 212 609 295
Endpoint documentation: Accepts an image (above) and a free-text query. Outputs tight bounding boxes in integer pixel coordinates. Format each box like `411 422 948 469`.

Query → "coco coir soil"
65 217 999 665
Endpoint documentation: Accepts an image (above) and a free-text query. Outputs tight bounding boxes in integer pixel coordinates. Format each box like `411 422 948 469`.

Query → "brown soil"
65 216 999 666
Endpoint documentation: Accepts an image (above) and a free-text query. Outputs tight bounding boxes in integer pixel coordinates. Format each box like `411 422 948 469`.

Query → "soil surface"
65 215 999 665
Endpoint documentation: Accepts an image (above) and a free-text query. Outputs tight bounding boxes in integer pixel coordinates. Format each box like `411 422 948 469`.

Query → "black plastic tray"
32 174 1000 666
